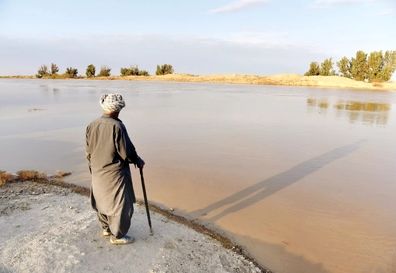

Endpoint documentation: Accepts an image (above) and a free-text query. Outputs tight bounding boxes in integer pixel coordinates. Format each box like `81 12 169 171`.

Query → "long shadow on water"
231 232 332 273
191 141 362 222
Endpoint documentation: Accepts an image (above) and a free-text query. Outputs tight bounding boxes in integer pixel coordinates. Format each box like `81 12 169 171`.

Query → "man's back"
86 115 124 173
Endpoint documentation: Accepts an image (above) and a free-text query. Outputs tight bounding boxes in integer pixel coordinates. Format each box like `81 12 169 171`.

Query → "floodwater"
1 79 396 273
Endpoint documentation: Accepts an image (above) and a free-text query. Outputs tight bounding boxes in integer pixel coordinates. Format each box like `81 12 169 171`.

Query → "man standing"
86 93 145 245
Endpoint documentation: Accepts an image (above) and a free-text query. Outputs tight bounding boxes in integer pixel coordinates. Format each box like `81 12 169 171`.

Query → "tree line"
305 50 396 82
36 63 174 78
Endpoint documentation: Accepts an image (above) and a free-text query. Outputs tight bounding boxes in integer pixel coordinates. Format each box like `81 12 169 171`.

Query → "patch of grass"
53 170 72 179
0 170 15 187
16 170 47 181
2 169 88 195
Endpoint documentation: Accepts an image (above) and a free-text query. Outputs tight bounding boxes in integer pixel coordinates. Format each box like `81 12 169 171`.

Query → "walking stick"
139 168 153 235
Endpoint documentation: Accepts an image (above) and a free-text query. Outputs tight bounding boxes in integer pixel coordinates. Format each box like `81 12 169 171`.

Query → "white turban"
100 93 125 113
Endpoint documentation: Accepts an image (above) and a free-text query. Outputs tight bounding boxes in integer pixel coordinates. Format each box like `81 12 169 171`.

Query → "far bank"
1 74 395 91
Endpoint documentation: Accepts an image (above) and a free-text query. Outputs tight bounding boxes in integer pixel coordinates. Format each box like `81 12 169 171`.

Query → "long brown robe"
85 114 139 237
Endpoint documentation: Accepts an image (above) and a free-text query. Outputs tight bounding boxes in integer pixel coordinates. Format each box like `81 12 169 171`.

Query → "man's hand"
136 156 145 169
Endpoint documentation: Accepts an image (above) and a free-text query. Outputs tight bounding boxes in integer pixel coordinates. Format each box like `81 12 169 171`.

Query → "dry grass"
0 171 15 187
53 170 72 179
16 170 48 182
0 169 89 195
2 169 72 182
16 169 72 182
0 75 34 79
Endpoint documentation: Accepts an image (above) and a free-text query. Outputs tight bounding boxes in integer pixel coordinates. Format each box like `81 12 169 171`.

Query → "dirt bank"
0 180 268 273
109 74 396 91
1 74 395 91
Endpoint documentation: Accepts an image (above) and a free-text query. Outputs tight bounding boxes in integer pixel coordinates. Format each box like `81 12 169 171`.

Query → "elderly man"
86 93 145 245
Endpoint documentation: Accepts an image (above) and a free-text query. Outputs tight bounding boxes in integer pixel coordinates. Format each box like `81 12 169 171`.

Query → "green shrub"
98 66 111 77
86 64 96 78
120 65 150 76
337 57 352 78
304 62 320 76
65 67 78 78
50 63 59 75
36 65 49 78
156 64 174 75
320 58 335 76
351 50 368 81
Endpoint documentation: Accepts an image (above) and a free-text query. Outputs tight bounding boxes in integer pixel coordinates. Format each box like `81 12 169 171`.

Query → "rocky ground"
0 181 264 273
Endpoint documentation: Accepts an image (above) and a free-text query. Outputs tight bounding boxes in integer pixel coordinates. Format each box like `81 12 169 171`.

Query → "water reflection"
307 98 329 109
306 98 329 116
307 98 391 125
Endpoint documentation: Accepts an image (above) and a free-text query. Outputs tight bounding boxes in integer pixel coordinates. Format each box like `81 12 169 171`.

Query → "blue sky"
0 0 395 75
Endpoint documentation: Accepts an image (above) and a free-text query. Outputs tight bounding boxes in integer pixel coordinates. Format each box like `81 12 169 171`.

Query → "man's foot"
110 235 135 245
102 229 111 237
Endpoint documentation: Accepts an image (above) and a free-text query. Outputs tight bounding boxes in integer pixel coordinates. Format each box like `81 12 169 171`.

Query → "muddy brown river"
1 79 395 273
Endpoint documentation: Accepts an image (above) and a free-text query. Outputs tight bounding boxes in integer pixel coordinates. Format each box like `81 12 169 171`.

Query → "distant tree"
36 65 49 78
120 65 150 76
351 50 368 81
120 67 130 76
86 64 96 78
320 58 335 76
65 67 78 78
50 63 59 75
138 70 149 76
156 64 174 75
306 50 395 82
337 57 352 78
98 66 111 77
379 50 396 82
120 65 139 76
367 51 384 82
304 62 320 76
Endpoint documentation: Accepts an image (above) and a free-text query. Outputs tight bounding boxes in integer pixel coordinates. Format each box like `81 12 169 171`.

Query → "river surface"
1 79 396 273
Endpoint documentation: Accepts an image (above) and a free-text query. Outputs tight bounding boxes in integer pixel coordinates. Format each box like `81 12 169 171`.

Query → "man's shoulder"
87 116 123 129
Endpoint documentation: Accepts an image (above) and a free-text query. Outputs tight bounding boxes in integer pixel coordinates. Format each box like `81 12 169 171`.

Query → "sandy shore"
0 180 267 273
1 74 395 91
112 74 396 91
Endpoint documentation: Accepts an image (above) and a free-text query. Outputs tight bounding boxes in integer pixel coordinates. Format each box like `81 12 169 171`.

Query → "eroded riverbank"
0 177 267 273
